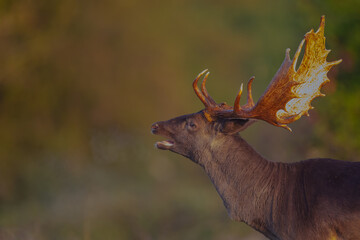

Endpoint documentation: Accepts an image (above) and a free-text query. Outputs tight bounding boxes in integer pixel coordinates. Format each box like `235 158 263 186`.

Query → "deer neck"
194 135 286 237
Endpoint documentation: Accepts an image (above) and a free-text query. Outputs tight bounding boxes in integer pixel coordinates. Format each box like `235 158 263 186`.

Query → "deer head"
151 110 252 161
152 16 341 161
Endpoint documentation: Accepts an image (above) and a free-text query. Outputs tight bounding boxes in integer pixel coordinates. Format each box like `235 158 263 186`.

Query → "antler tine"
201 72 217 106
193 69 210 107
234 83 244 114
233 76 255 114
246 76 255 107
317 15 325 34
291 39 305 71
326 59 343 70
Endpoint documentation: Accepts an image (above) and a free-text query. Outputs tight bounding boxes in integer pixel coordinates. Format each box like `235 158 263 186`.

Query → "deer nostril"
151 123 160 133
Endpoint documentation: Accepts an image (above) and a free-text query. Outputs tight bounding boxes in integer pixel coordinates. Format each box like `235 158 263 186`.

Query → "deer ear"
220 119 255 134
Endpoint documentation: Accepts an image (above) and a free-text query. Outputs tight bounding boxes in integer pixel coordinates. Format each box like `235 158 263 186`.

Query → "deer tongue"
155 140 174 150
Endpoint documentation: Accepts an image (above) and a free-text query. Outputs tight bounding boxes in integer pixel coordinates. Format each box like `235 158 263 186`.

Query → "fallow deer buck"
151 16 360 240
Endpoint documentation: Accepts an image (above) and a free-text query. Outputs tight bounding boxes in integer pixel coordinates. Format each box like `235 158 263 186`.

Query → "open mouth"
151 123 175 150
155 140 174 150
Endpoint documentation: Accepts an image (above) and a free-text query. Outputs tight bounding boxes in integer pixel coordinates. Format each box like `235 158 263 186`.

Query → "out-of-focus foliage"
0 0 357 239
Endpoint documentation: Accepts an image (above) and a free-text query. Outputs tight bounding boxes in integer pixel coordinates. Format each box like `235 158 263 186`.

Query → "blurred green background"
0 0 359 239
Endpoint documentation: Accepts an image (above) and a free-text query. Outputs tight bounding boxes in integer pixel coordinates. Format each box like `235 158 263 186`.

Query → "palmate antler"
193 16 342 131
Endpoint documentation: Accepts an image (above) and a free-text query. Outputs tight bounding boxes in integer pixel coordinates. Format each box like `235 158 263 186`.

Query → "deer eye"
187 121 197 130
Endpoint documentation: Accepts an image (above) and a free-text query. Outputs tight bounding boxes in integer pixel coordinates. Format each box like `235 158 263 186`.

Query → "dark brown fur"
151 111 360 240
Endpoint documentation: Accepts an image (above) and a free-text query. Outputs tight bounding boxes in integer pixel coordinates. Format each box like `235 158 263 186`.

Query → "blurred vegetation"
297 0 360 160
0 0 358 239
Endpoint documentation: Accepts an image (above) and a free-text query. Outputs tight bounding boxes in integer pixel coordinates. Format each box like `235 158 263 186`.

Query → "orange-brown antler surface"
193 16 342 131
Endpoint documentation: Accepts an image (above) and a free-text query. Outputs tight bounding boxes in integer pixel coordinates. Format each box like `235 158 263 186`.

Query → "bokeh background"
0 0 359 239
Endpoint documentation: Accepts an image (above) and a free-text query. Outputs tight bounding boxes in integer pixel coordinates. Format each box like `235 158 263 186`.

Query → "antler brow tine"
192 69 209 107
201 72 217 106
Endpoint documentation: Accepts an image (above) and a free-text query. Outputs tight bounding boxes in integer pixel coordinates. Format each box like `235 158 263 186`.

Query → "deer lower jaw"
155 140 174 150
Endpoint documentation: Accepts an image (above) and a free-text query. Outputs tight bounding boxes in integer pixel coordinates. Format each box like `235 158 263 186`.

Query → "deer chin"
155 140 174 150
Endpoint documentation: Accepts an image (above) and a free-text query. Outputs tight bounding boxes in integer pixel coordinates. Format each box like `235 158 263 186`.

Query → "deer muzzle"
151 122 175 150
